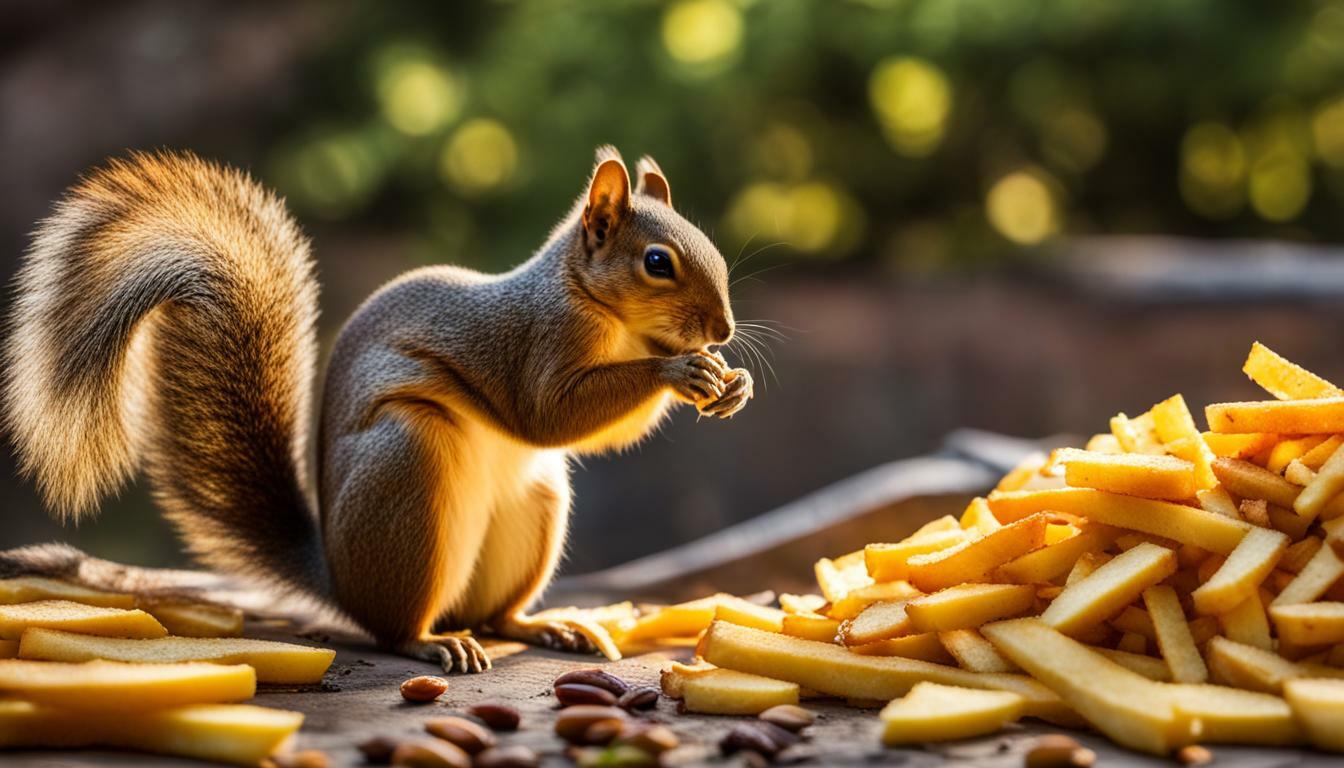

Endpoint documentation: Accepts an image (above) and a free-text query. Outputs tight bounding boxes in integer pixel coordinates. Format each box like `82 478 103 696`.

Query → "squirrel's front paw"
698 368 753 419
661 352 727 404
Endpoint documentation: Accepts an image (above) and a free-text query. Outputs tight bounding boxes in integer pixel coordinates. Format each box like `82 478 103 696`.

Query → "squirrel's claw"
398 634 491 675
698 368 753 419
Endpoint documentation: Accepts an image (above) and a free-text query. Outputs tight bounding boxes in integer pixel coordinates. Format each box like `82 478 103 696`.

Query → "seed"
758 704 814 733
357 735 399 764
554 668 630 696
467 703 521 731
582 718 625 746
720 723 780 758
1177 745 1214 766
1024 735 1096 768
400 675 449 703
619 723 679 754
616 686 659 711
754 720 801 750
554 705 628 743
556 682 619 707
390 738 471 768
424 716 496 754
473 745 540 768
263 751 329 768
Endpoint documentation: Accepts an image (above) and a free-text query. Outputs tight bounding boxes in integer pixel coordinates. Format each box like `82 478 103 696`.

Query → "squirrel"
2 146 753 672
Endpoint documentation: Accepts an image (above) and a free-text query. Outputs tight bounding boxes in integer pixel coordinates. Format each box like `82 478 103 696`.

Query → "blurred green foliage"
264 0 1344 272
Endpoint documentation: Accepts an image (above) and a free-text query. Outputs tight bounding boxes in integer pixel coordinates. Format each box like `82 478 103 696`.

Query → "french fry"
981 618 1191 755
621 594 728 642
1202 432 1277 460
1116 630 1147 654
826 581 920 621
1242 341 1341 400
959 497 1001 535
1285 459 1317 487
1272 544 1344 606
1268 435 1327 473
864 530 967 583
139 601 244 639
658 660 716 698
994 523 1116 584
1295 442 1344 519
879 682 1024 745
0 659 255 711
1205 636 1319 693
0 600 167 640
1150 394 1217 489
0 701 303 767
1040 543 1177 636
17 628 335 685
1143 585 1207 684
713 599 786 633
905 513 1051 592
848 632 953 663
840 601 911 646
938 629 1020 673
905 584 1035 632
815 552 873 602
1219 592 1273 651
1283 678 1344 753
1269 602 1344 645
1302 435 1344 470
1085 433 1122 453
778 593 826 614
1165 684 1301 746
681 667 800 715
1093 647 1171 681
1196 485 1241 519
780 613 839 643
1066 551 1112 585
1111 412 1163 454
1207 397 1344 435
995 453 1049 492
1211 457 1300 509
1190 527 1288 615
0 577 135 609
1281 537 1323 573
1110 605 1157 640
1054 448 1196 500
1240 498 1271 528
698 621 1073 724
987 488 1250 555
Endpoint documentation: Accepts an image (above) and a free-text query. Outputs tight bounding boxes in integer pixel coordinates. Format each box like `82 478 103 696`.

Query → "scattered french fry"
879 682 1024 745
1283 678 1344 753
17 628 335 685
840 601 911 646
1143 585 1207 684
1053 448 1195 500
0 701 303 766
1269 602 1344 646
848 632 952 663
1166 683 1300 746
826 581 920 621
681 667 799 715
1093 647 1171 681
1207 397 1344 435
905 584 1035 633
1272 544 1344 606
0 600 166 640
713 598 787 633
1219 591 1274 650
1243 342 1341 400
0 578 135 609
906 513 1051 592
1191 527 1288 615
864 530 967 583
994 522 1116 584
1296 443 1344 520
939 629 1019 673
780 613 840 643
1040 543 1176 637
0 659 255 711
139 600 244 638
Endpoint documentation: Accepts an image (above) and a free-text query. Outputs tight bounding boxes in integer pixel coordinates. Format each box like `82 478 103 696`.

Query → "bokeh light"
1179 122 1246 220
868 56 952 157
661 0 743 68
439 118 520 195
273 128 388 219
1312 96 1344 169
372 45 461 136
725 181 863 256
1249 150 1312 222
985 169 1060 245
1043 108 1108 173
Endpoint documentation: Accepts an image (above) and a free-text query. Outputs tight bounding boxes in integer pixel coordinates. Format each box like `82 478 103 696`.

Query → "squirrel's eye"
643 247 675 280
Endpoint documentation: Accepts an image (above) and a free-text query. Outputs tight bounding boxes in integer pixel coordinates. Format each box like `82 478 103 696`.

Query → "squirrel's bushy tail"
5 151 326 596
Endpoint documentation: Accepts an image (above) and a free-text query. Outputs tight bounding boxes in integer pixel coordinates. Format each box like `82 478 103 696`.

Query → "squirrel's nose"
709 317 734 344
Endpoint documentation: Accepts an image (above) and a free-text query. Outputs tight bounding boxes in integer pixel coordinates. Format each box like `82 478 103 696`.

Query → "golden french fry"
879 682 1024 745
1093 647 1170 681
0 578 135 609
0 701 303 767
981 618 1190 755
1085 433 1123 453
905 513 1051 593
1111 412 1164 454
1296 442 1344 519
1302 435 1344 470
681 667 800 715
1242 342 1341 400
0 600 166 640
1207 397 1344 435
1166 684 1300 746
1202 432 1277 460
1109 605 1156 640
621 594 728 642
1284 678 1344 753
1268 435 1327 473
658 660 716 698
1040 543 1176 637
1219 592 1273 651
939 629 1020 674
1115 630 1147 654
987 488 1250 555
905 584 1035 632
18 628 336 685
1285 459 1317 487
1269 601 1344 645
840 600 911 646
698 621 1074 724
959 497 1001 535
1195 485 1241 519
1272 544 1344 606
780 613 839 643
995 523 1116 584
1055 448 1196 500
1142 585 1207 684
1205 636 1328 693
864 530 967 583
1191 527 1288 616
826 581 921 621
815 552 873 603
847 632 953 663
995 453 1050 492
713 599 786 633
778 593 826 615
138 601 243 639
1280 538 1323 573
1151 395 1217 489
1211 456 1300 508
0 659 255 711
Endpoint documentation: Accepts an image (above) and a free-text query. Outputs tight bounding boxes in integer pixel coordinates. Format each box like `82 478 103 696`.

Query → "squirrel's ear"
582 157 630 253
634 155 672 208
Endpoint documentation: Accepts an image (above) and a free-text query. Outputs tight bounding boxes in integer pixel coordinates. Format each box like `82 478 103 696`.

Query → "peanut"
424 716 495 754
467 703 521 731
399 675 449 703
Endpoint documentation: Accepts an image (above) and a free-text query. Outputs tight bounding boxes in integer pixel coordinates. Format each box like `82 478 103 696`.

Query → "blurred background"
4 0 1344 574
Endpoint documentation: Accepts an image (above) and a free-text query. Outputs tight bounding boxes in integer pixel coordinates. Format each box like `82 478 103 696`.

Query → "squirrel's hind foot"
399 633 491 674
493 614 600 656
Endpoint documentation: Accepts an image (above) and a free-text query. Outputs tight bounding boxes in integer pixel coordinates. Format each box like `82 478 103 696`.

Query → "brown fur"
4 147 751 670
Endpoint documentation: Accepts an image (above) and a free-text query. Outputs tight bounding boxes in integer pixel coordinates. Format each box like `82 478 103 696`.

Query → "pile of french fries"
0 576 334 765
624 343 1344 756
